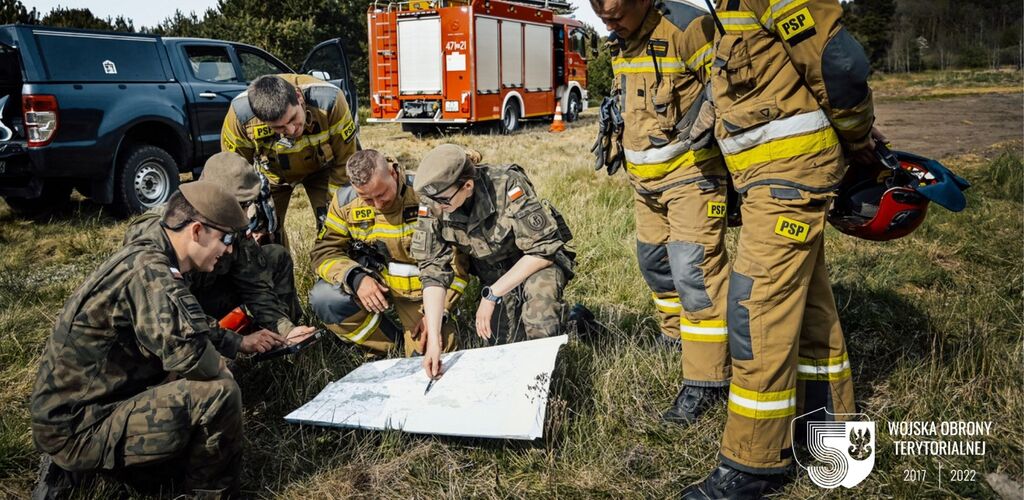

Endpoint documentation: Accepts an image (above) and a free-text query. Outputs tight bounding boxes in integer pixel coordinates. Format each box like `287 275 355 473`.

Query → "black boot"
566 303 597 337
32 454 76 500
681 463 786 499
661 384 727 425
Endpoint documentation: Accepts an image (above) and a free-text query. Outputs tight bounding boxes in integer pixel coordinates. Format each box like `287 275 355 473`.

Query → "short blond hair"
346 150 390 187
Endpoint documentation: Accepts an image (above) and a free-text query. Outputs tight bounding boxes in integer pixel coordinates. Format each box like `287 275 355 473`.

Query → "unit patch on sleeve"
777 7 817 45
775 216 810 242
351 206 375 221
707 201 727 218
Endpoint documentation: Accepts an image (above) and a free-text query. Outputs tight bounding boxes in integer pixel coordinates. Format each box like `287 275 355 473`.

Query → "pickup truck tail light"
23 94 59 147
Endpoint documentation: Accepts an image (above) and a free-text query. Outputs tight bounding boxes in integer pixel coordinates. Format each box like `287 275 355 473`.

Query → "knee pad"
667 241 712 312
636 241 674 293
308 280 360 324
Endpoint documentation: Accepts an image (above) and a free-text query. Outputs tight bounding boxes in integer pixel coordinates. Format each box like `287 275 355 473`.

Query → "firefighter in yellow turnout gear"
591 0 731 425
309 150 468 356
221 74 357 240
683 0 878 496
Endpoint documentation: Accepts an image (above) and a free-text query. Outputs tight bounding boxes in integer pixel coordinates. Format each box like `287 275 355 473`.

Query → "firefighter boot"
680 463 786 500
661 384 726 425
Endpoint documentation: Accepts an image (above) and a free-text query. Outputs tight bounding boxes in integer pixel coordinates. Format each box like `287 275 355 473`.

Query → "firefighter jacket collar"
623 3 663 53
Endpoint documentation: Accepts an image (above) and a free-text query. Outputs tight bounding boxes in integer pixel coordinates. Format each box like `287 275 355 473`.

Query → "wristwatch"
480 286 503 304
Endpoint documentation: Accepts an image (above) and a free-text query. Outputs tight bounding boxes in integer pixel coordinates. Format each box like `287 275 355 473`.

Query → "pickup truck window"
184 45 239 83
237 49 289 82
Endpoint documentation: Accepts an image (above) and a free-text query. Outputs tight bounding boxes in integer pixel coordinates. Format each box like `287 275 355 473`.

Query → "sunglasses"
199 221 236 246
428 182 465 206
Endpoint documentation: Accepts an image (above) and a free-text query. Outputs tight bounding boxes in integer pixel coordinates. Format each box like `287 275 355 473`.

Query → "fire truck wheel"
565 90 582 123
500 100 520 134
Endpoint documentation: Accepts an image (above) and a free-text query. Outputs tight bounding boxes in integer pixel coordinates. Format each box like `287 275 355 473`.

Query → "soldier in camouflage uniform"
30 182 285 499
411 144 576 378
123 152 314 341
309 150 470 356
220 74 358 240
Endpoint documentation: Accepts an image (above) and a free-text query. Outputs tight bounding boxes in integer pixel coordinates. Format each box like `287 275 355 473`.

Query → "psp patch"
775 216 810 242
707 201 727 218
351 206 375 221
251 124 274 140
339 119 356 143
777 7 817 46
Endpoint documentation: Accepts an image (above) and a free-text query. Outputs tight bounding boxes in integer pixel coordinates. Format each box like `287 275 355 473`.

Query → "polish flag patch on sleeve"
418 205 429 217
507 186 524 201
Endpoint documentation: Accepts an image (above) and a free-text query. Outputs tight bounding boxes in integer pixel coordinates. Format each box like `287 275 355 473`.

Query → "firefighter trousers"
309 279 456 357
634 179 731 386
719 186 856 474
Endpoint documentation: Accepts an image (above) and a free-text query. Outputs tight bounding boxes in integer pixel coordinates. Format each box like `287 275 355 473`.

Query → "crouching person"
31 182 284 498
412 145 577 378
309 150 469 356
124 152 314 342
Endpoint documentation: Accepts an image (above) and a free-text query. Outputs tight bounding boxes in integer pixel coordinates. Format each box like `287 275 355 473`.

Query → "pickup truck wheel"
115 145 179 216
2 181 72 215
500 100 520 134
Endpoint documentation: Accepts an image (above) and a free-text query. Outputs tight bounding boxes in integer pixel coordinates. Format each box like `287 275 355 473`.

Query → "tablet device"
252 329 326 363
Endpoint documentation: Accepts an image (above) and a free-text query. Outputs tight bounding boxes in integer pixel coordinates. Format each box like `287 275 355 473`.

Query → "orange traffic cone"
549 103 566 133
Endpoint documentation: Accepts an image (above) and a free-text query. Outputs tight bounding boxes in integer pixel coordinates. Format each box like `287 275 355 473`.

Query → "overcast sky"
27 0 610 34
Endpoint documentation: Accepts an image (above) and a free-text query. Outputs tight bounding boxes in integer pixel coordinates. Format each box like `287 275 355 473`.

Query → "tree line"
1 0 1018 103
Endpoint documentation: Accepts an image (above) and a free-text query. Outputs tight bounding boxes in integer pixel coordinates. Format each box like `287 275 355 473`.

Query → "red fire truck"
366 0 594 133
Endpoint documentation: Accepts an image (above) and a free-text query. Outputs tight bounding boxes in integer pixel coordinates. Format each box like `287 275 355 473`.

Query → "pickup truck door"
177 42 250 159
300 39 359 120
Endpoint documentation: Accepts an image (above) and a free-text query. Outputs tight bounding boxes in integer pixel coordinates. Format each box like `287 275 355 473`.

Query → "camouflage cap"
414 144 470 197
179 181 249 232
199 152 260 202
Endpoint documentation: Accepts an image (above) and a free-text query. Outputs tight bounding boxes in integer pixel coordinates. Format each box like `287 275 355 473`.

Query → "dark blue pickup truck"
0 25 356 214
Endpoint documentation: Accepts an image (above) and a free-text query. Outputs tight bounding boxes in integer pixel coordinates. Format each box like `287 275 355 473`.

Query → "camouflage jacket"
411 165 575 289
124 208 296 335
31 228 239 457
220 73 357 189
310 162 470 304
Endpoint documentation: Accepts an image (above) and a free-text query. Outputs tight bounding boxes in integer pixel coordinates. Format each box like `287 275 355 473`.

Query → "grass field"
0 82 1022 498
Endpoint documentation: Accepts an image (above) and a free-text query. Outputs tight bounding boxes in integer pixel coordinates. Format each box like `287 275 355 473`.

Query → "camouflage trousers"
192 243 302 322
477 263 570 344
309 279 457 356
269 166 344 246
49 374 242 494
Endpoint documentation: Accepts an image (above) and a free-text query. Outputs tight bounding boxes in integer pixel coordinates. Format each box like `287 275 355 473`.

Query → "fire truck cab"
367 0 593 133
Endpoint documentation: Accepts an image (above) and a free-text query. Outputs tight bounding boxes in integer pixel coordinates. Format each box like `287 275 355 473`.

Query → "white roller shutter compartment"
398 17 443 94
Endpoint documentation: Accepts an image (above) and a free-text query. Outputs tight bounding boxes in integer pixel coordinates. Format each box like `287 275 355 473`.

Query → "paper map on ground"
285 335 568 440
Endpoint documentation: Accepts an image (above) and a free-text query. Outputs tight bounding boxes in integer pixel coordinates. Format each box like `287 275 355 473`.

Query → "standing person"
682 0 881 496
31 182 285 499
309 150 470 356
590 0 731 425
124 152 314 344
411 144 576 378
221 74 358 242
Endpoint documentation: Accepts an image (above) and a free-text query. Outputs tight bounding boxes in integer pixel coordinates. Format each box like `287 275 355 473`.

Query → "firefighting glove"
591 97 625 176
688 99 717 151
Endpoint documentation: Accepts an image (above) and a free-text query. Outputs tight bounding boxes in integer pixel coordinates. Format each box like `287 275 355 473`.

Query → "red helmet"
828 146 963 241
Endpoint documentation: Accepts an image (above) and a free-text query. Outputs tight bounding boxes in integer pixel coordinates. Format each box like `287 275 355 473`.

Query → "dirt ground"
874 92 1023 159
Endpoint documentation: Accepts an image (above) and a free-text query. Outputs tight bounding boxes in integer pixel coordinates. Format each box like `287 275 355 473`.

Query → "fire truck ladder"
372 14 399 112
